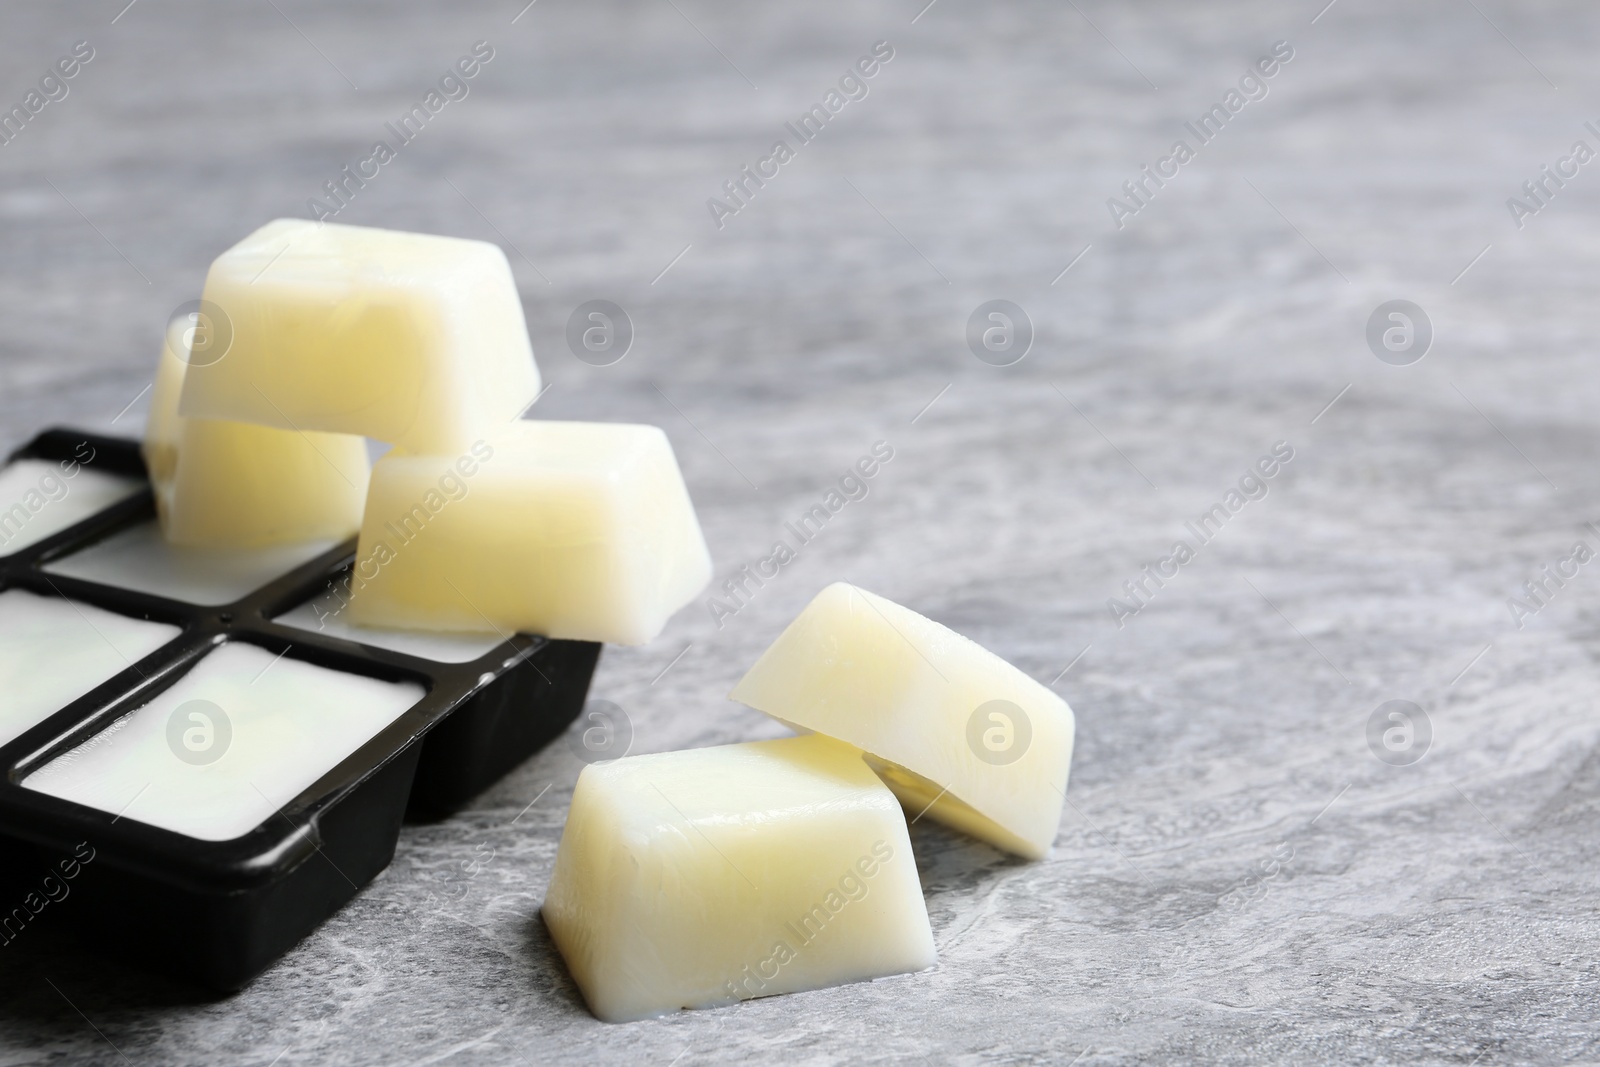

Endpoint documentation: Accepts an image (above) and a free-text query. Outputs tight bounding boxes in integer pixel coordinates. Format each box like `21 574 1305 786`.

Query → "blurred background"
3 1 1599 1064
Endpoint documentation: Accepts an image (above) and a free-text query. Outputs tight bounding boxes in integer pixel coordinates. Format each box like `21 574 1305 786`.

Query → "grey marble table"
3 0 1599 1063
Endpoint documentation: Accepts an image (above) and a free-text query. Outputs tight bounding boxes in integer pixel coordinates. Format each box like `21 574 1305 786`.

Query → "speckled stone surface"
2 0 1600 1063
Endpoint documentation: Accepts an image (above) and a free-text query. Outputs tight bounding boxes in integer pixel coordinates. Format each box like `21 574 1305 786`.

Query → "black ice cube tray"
0 428 599 990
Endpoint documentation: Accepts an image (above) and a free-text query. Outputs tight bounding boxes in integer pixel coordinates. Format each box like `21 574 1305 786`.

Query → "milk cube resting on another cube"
731 582 1075 860
144 329 370 548
176 218 541 454
542 733 937 1022
346 420 711 645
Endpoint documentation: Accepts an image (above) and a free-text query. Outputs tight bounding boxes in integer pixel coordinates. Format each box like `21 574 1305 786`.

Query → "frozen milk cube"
144 329 370 548
161 418 369 548
541 734 937 1023
141 318 192 496
177 218 540 453
731 582 1075 860
347 420 711 645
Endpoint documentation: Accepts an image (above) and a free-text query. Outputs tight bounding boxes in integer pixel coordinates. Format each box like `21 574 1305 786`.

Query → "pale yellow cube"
542 734 937 1022
731 583 1076 860
177 219 540 453
347 420 710 645
143 333 369 549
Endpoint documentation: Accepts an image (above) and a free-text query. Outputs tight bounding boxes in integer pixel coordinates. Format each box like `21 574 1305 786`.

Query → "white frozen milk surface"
275 591 504 664
43 521 338 606
0 589 180 748
0 459 143 558
25 642 423 841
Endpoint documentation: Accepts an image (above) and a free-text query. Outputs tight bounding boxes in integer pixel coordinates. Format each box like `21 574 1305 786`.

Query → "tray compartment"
0 428 601 988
